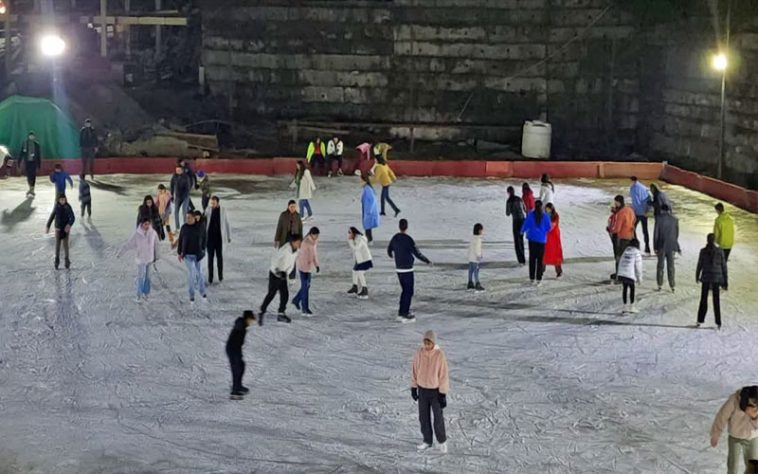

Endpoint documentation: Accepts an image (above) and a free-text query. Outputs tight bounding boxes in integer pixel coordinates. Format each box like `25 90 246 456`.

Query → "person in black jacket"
136 195 164 240
388 219 431 322
226 310 257 399
19 131 41 197
170 166 193 230
505 186 527 265
46 194 76 269
177 212 207 303
79 119 98 179
696 233 728 329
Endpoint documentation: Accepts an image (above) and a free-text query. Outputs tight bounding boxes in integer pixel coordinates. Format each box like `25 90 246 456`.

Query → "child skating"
46 194 76 270
49 163 74 201
710 386 758 474
617 238 643 313
467 223 484 291
292 227 320 316
347 227 373 299
226 310 257 400
117 218 160 302
411 330 449 454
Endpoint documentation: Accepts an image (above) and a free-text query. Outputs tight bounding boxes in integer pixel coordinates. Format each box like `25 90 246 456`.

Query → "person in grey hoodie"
653 204 680 292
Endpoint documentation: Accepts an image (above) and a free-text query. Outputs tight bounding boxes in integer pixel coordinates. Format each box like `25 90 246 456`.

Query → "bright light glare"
0 3 7 15
39 34 66 57
712 53 728 71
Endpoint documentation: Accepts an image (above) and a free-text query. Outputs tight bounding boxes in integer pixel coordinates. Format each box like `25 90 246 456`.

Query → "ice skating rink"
1 173 757 473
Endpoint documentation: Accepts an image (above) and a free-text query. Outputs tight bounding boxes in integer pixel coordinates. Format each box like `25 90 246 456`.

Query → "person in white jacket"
711 386 758 474
204 196 232 284
616 238 643 313
291 161 316 220
117 218 159 302
347 226 373 299
539 173 555 205
260 234 302 324
326 136 344 177
467 223 484 292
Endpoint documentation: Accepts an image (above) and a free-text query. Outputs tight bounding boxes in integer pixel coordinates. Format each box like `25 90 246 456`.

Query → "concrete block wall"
200 0 639 154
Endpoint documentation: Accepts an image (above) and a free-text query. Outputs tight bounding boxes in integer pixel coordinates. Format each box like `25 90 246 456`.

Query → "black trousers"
397 271 414 316
327 154 343 172
697 282 721 326
635 215 650 251
418 387 446 445
261 271 288 313
619 276 635 304
528 240 546 281
365 228 373 242
208 240 223 282
55 231 70 262
25 165 36 187
723 248 731 262
226 350 245 392
513 218 525 264
81 148 96 177
81 202 91 217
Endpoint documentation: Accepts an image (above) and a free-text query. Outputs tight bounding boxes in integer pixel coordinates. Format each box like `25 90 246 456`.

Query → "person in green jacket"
714 203 735 261
306 137 326 176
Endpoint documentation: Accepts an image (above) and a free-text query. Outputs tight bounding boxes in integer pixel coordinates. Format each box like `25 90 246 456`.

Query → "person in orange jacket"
610 195 636 280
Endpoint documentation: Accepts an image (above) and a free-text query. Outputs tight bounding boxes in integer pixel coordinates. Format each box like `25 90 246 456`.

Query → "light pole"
712 52 727 180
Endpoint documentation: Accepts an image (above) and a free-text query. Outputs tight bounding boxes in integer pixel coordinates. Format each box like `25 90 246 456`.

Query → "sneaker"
347 285 358 295
474 283 485 292
467 282 475 291
292 299 301 310
357 287 369 299
629 304 639 314
277 313 292 323
394 209 401 218
621 304 630 314
417 442 432 452
201 294 208 302
396 314 416 323
536 280 543 287
438 442 448 454
302 309 313 317
189 298 195 305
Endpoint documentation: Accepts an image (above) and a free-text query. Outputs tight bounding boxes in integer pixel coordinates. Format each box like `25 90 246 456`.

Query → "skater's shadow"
50 270 76 330
518 312 694 330
89 180 129 196
1 197 35 231
81 221 105 258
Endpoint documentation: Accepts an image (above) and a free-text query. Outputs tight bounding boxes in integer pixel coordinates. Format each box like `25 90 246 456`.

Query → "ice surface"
1 174 757 473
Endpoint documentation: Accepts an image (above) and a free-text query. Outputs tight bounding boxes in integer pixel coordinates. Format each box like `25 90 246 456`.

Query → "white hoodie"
468 235 483 263
119 226 159 265
349 234 372 264
270 243 298 276
617 246 643 282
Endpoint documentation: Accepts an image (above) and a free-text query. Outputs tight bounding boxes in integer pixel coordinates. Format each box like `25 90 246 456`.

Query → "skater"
292 227 320 316
79 118 98 179
117 218 159 302
520 200 552 285
291 160 316 220
260 235 302 324
522 182 535 212
348 227 373 299
19 131 41 197
177 212 207 303
170 165 193 230
539 173 555 205
467 223 484 291
505 186 527 265
388 219 431 322
274 200 303 248
607 202 620 280
610 195 636 279
617 238 643 313
204 196 232 284
197 171 211 211
361 176 380 243
714 202 735 262
649 183 673 217
696 233 728 329
543 203 564 278
45 194 75 270
653 204 680 292
78 174 91 218
156 184 174 244
355 142 373 176
136 195 164 239
226 310 257 400
373 142 392 162
630 176 652 254
373 158 400 217
306 137 326 175
710 386 758 474
411 330 449 454
326 136 344 177
49 163 74 198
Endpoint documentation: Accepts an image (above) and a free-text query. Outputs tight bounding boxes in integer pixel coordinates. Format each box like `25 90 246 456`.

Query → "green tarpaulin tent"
0 95 81 159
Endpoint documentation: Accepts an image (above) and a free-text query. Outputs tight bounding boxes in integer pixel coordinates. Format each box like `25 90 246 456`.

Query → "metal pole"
99 0 108 58
155 0 162 56
718 70 725 180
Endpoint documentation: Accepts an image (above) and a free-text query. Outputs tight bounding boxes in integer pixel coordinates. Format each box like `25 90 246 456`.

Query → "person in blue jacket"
520 199 552 285
629 176 652 254
49 163 74 200
361 176 380 243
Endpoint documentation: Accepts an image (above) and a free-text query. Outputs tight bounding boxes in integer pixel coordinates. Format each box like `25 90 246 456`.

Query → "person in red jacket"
521 182 535 212
542 203 564 278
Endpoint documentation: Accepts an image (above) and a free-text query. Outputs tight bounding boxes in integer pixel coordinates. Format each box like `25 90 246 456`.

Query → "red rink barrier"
661 164 757 213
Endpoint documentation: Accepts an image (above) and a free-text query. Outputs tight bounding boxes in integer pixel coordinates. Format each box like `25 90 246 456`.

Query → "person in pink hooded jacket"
292 227 320 316
711 386 758 474
117 218 160 302
411 330 449 454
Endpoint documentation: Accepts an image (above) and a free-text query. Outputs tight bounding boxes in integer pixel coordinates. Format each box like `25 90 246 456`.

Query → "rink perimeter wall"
35 158 757 213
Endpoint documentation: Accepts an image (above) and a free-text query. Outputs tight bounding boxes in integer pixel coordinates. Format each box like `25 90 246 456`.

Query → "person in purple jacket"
520 200 552 286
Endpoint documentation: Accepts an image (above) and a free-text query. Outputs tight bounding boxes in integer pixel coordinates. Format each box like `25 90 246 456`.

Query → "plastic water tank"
521 120 552 159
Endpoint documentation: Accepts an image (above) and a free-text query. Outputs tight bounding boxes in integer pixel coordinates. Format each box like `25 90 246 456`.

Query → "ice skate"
54 258 60 270
629 304 639 313
394 209 401 218
438 442 448 454
474 283 485 292
239 386 250 394
65 259 70 270
357 287 369 300
416 442 432 452
301 309 313 317
201 294 208 303
396 313 416 323
621 304 630 314
347 285 358 295
467 282 475 291
292 298 301 310
536 280 543 287
229 391 244 400
277 312 292 323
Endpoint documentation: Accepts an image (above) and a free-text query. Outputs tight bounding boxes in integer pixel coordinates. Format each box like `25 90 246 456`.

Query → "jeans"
261 271 289 314
635 215 650 252
226 350 245 393
81 202 92 217
468 262 480 284
619 276 635 304
397 271 414 316
656 251 675 289
81 147 96 177
299 199 313 218
207 240 223 282
512 218 525 264
381 186 399 214
174 197 190 229
727 435 758 474
697 282 721 326
418 387 446 445
136 263 151 298
528 241 546 281
292 271 312 312
184 255 206 299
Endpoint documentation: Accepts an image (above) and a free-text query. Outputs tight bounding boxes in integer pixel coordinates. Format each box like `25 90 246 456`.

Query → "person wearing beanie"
411 330 449 454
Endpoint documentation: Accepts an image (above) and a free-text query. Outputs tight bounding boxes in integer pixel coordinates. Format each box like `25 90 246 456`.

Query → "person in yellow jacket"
372 159 400 217
714 202 735 261
373 142 392 162
305 137 326 176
